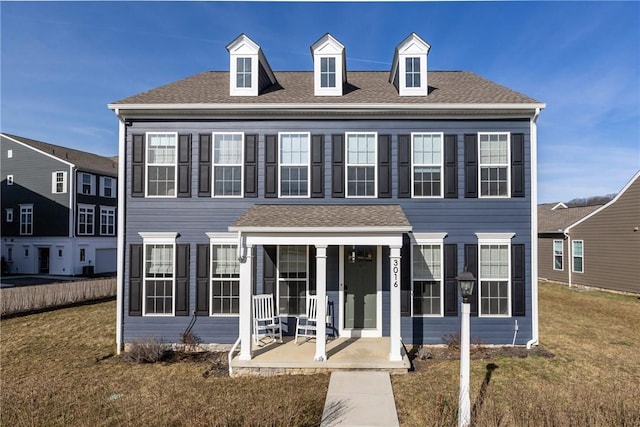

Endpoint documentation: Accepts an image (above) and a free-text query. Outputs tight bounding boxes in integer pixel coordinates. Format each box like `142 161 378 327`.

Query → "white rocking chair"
295 295 328 343
252 294 282 346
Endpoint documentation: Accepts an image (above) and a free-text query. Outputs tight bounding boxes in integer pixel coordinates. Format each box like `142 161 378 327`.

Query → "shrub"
122 338 171 363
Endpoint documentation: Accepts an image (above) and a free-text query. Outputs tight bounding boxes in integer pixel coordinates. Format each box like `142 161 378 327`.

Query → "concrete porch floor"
230 337 411 376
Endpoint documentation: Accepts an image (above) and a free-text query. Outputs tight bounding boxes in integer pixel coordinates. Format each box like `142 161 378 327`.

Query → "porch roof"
229 204 411 232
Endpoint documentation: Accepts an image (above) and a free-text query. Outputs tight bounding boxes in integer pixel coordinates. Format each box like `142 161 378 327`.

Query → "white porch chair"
295 295 329 343
252 294 282 346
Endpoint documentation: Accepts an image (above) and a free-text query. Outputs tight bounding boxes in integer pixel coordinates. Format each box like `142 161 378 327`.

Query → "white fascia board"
228 226 412 234
138 232 179 242
1 133 76 168
475 232 516 241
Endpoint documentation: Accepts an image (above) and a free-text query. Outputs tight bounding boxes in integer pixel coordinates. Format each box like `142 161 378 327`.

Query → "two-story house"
109 33 544 368
1 133 118 276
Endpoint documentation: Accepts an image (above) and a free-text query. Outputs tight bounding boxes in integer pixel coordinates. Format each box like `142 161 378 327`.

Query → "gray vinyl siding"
538 235 569 284
122 118 533 345
1 136 71 237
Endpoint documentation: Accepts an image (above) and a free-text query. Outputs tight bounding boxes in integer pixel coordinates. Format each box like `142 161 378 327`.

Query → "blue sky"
1 1 638 203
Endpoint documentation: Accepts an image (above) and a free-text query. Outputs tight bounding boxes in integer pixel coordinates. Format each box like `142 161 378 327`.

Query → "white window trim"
278 132 311 198
7 175 14 186
476 232 514 318
277 245 310 316
212 132 244 198
100 207 116 236
52 171 68 194
314 55 342 96
572 240 584 274
208 232 240 317
100 176 116 198
78 172 96 196
411 234 445 317
145 132 178 198
6 208 13 223
411 132 444 198
399 55 428 96
141 233 177 317
19 204 33 236
230 56 257 96
553 239 564 271
77 204 95 236
478 132 511 199
7 149 13 158
345 132 378 198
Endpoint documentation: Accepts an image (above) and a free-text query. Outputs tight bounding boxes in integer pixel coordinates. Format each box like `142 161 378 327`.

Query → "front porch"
230 337 411 376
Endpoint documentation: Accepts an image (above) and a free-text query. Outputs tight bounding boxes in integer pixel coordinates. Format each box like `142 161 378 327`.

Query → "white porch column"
314 245 327 361
239 244 253 361
389 245 403 361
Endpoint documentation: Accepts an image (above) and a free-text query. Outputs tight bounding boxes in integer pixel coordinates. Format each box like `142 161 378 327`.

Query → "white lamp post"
456 268 476 427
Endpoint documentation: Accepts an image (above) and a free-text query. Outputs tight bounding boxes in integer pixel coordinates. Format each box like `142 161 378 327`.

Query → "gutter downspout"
114 109 127 354
69 164 77 275
566 232 572 288
527 107 541 349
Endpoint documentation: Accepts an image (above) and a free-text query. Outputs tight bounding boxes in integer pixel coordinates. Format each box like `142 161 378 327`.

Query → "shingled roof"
111 70 540 106
1 133 118 177
538 203 604 233
230 204 411 230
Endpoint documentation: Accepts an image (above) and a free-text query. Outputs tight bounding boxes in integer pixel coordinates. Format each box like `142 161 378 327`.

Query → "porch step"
320 371 399 427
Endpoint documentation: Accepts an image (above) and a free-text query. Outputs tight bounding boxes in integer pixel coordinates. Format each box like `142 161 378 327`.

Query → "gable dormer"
310 33 347 96
226 34 276 97
390 33 431 96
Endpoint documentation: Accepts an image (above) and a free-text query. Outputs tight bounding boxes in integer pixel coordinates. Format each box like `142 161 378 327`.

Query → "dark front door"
38 248 50 274
344 246 377 329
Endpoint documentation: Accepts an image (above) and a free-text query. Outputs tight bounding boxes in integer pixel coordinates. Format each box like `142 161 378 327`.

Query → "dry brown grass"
392 282 640 426
2 282 639 426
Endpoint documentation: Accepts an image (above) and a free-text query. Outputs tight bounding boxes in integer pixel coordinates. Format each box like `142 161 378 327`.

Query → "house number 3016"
393 259 399 287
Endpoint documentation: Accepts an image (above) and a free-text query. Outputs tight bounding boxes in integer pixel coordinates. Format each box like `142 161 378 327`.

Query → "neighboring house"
1 133 118 275
109 33 545 363
538 171 640 294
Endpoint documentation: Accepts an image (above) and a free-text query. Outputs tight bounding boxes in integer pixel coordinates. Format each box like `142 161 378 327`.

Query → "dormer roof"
310 33 347 96
225 33 276 96
390 33 431 97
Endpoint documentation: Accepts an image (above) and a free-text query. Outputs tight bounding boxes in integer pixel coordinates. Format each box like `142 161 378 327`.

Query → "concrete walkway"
320 371 400 427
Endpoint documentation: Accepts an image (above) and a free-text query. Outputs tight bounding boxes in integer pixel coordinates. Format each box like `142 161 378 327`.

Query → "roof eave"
228 226 413 233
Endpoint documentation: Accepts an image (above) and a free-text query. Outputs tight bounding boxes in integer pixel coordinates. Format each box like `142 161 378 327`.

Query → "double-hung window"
78 204 95 235
479 133 510 197
19 205 32 235
213 133 243 197
405 57 421 88
412 133 443 197
236 57 252 88
478 235 512 316
278 246 309 316
100 207 115 236
146 132 177 197
52 171 67 194
572 240 584 273
346 132 377 197
210 241 240 315
553 240 564 271
100 177 115 198
279 133 310 197
412 239 443 316
320 57 336 88
143 237 175 315
79 173 95 195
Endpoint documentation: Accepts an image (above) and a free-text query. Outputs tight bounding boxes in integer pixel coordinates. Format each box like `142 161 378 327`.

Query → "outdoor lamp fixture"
348 246 357 264
456 267 476 427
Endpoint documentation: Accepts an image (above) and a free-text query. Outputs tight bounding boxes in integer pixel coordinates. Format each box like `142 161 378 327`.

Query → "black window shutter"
132 135 145 197
464 134 478 198
244 134 258 197
129 244 143 316
444 244 458 316
400 234 411 316
397 134 411 198
265 135 278 198
308 246 317 294
464 244 479 316
378 135 391 198
198 134 211 197
263 246 277 296
511 133 525 198
195 244 209 315
444 134 458 199
512 244 526 316
177 134 191 198
331 134 345 198
311 134 324 198
175 244 190 316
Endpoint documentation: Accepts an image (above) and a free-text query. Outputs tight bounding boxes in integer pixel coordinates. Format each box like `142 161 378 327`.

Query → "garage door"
95 248 117 273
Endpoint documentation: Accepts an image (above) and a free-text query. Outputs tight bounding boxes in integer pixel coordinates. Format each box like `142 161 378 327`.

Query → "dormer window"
390 33 430 96
226 34 276 97
311 33 346 96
